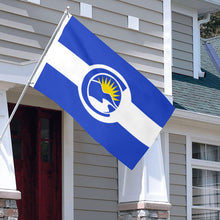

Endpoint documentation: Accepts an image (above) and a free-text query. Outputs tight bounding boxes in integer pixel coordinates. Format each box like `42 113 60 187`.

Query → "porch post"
118 135 171 219
0 83 21 220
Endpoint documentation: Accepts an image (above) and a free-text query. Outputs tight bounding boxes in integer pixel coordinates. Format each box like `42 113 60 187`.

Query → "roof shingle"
173 37 220 117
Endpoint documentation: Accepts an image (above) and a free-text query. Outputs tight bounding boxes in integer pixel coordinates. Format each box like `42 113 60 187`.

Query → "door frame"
7 89 74 220
62 111 74 220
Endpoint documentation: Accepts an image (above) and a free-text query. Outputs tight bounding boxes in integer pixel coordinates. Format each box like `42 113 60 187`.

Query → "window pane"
193 169 205 187
193 169 206 206
41 118 50 139
193 168 220 208
41 141 52 162
192 209 220 220
192 143 205 160
207 145 220 162
192 142 220 162
207 170 220 207
207 170 220 189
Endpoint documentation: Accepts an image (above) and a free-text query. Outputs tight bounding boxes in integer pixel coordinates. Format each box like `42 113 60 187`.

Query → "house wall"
172 11 193 77
166 113 220 220
169 134 187 220
0 0 164 90
74 121 118 219
1 0 164 219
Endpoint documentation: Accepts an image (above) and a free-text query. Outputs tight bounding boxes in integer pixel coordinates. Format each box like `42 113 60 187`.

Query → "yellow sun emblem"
98 77 120 101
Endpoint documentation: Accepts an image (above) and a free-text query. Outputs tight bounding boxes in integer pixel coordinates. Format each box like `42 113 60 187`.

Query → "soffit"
172 0 220 15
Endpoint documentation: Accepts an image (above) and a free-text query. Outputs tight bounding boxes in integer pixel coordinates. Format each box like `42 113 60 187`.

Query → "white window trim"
186 135 192 220
187 137 220 220
172 3 201 79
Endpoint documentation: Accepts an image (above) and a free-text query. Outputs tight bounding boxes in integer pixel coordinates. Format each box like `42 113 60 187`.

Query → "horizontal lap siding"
0 0 59 62
72 2 163 219
74 121 118 220
2 1 164 219
169 134 187 220
172 12 193 77
1 0 164 90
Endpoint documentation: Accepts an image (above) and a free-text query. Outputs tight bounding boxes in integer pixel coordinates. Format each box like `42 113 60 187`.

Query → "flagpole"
0 7 70 143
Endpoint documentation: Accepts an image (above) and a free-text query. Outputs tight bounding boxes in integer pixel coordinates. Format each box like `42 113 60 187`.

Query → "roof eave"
172 0 220 16
173 109 220 125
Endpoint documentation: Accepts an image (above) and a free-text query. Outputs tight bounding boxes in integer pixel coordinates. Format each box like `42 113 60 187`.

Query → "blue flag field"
31 13 175 169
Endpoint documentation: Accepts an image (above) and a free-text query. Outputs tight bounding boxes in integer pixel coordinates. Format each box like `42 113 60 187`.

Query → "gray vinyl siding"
1 1 164 219
169 134 187 220
0 0 164 90
74 121 118 220
172 11 193 77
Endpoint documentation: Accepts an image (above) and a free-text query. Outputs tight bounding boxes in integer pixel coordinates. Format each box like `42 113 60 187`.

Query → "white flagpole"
0 7 70 143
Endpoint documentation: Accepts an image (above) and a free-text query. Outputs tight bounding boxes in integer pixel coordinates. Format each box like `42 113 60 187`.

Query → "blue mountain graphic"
89 81 116 109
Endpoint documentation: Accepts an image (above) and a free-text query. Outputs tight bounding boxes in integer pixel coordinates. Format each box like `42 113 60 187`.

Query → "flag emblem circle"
79 65 130 123
87 73 122 114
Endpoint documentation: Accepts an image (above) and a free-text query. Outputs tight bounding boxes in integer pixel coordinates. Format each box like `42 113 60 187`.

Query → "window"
41 117 53 162
191 142 220 219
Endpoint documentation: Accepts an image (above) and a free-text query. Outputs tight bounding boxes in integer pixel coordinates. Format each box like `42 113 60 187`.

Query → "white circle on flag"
79 64 131 123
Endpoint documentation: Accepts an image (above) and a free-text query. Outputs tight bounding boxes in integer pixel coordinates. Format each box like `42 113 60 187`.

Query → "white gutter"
173 108 220 125
199 13 211 25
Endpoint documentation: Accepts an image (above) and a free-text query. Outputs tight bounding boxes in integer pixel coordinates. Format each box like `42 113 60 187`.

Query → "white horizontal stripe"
47 41 89 86
112 90 162 147
31 15 71 86
30 14 161 148
31 41 89 87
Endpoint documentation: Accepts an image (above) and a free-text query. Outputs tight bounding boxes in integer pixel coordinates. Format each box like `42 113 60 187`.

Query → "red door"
9 105 62 220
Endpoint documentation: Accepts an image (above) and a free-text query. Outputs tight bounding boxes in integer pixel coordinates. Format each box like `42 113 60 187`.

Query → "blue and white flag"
31 14 174 169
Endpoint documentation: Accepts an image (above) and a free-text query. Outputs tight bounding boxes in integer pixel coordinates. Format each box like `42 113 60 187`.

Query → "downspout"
198 13 211 77
199 13 211 25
